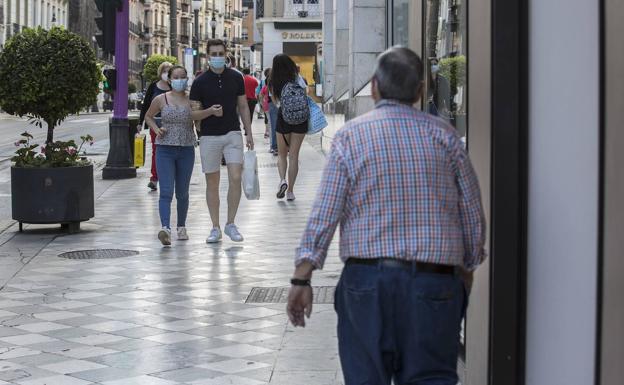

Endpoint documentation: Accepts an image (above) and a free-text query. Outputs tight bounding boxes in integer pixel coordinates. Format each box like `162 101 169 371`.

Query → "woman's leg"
175 147 195 228
277 132 290 182
286 133 306 193
155 146 175 228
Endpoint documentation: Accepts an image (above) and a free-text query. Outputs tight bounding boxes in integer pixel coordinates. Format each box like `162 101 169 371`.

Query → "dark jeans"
155 145 195 229
335 262 466 385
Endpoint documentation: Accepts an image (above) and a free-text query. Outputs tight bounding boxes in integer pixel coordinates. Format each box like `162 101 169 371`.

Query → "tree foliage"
143 54 178 84
438 55 467 93
0 27 100 143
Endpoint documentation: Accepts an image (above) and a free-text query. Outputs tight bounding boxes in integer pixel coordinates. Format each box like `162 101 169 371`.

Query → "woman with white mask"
144 66 221 246
139 61 173 191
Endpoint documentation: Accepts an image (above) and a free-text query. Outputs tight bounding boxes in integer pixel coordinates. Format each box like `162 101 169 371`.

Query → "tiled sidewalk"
0 120 344 385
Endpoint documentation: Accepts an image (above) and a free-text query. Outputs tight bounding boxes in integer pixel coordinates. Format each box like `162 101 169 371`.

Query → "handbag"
307 97 328 135
133 133 146 168
242 150 260 200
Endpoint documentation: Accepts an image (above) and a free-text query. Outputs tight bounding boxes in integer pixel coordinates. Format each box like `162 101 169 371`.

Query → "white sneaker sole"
206 236 222 244
277 183 288 199
225 234 244 242
158 230 171 246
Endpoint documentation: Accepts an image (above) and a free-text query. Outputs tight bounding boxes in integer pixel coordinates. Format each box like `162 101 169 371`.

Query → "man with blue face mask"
190 39 254 244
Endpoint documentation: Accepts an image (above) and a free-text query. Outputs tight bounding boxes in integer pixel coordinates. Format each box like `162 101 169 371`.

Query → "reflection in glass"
425 0 468 140
392 0 410 47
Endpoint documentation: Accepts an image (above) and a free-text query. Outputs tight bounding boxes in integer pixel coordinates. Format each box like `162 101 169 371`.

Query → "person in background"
144 65 217 246
266 70 279 155
269 54 310 201
256 68 272 139
139 61 173 191
242 68 259 128
286 47 486 385
296 64 309 89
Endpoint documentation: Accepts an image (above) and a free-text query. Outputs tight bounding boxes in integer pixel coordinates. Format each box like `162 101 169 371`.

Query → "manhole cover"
246 286 335 304
58 249 139 260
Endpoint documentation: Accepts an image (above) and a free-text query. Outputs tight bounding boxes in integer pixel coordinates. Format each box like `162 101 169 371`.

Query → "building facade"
145 0 242 72
321 1 624 385
1 0 69 49
255 0 322 89
240 0 260 71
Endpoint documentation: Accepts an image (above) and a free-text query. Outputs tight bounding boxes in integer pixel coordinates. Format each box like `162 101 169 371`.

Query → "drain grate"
246 286 335 304
59 249 139 260
257 161 278 169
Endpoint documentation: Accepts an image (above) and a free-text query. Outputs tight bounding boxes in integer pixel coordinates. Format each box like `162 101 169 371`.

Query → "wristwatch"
290 278 311 286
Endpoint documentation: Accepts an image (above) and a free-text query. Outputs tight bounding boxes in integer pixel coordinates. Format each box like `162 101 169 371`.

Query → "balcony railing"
154 25 168 37
178 34 190 45
130 60 144 74
284 1 321 18
129 22 142 36
224 12 233 21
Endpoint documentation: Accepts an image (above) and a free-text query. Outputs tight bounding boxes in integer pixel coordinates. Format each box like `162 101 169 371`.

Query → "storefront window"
425 0 468 139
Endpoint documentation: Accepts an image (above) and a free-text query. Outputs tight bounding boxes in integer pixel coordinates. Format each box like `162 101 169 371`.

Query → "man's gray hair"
373 46 424 104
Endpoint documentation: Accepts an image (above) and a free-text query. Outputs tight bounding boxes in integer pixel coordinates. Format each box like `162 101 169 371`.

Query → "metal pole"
103 0 136 180
170 0 177 58
113 1 129 120
194 9 199 72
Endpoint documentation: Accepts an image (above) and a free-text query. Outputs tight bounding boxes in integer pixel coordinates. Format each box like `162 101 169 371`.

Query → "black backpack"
280 82 309 125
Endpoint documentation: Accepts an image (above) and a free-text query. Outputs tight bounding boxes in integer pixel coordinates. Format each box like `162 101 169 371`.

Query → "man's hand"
209 105 223 117
287 285 313 327
460 268 474 295
245 134 254 150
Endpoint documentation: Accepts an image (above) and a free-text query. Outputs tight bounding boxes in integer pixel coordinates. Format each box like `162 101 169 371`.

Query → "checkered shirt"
295 100 487 271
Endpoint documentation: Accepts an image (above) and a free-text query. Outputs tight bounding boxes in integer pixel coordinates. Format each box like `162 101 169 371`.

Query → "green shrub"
0 27 100 143
128 82 137 94
143 54 178 84
438 55 467 93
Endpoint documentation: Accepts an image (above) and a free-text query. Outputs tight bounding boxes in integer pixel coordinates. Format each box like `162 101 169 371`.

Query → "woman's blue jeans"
269 102 278 151
155 145 194 229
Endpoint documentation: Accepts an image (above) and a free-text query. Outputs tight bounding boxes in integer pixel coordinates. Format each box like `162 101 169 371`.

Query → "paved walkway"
0 120 344 385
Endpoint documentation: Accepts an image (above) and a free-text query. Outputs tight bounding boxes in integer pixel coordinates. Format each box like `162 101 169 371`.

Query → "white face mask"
161 73 169 82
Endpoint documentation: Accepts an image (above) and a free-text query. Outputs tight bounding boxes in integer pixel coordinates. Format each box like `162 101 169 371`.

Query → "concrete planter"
11 165 94 233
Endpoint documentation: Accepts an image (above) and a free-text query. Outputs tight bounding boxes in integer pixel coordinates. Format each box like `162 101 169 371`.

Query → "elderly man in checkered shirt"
286 47 487 385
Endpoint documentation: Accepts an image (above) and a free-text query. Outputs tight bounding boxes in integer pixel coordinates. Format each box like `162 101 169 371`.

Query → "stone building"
1 0 69 48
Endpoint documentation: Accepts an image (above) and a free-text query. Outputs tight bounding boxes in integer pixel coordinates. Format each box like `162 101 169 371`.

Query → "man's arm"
190 100 203 134
452 136 487 271
288 136 351 327
237 95 254 150
295 137 350 270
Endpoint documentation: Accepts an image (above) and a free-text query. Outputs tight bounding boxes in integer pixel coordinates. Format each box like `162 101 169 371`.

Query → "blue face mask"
210 56 226 69
171 79 188 92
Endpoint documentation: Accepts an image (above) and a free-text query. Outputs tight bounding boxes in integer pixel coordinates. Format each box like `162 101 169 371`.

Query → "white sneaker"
286 191 296 201
224 223 244 242
158 227 171 246
177 227 189 240
206 227 222 243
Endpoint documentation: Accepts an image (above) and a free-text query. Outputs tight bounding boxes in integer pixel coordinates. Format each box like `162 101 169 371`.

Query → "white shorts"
199 131 244 174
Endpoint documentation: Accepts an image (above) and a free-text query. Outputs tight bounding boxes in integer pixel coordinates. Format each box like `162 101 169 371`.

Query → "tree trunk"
46 121 55 144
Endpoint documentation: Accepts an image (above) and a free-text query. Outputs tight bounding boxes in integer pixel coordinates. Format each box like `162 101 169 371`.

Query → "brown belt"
346 258 457 275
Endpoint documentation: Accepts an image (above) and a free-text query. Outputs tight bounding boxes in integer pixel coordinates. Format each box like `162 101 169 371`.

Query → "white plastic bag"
242 150 260 200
